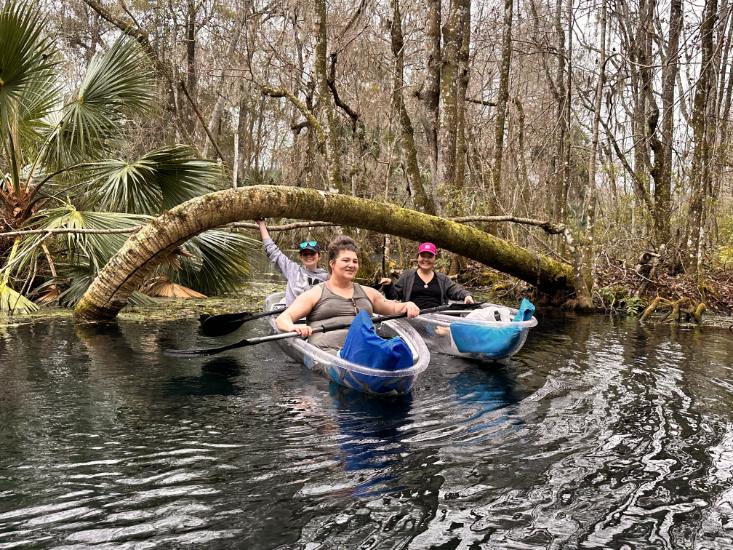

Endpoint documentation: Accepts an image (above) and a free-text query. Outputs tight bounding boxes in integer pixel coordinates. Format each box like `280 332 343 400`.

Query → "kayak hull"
408 303 537 361
264 293 430 396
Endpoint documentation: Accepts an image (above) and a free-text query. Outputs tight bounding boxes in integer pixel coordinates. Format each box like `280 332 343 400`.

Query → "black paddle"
199 307 285 337
168 304 454 357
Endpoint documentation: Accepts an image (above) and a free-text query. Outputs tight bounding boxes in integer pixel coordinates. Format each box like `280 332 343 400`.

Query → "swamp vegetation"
0 0 732 321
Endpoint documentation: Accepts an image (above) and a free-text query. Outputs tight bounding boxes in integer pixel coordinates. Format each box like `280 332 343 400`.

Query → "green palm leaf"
35 206 149 269
2 207 147 289
170 230 257 296
0 1 57 113
0 0 58 191
0 282 38 314
52 259 154 307
77 36 155 112
16 71 60 155
88 145 224 214
47 37 155 166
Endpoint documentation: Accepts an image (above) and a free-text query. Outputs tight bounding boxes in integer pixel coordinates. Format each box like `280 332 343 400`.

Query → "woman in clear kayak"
381 242 474 309
256 219 329 306
276 236 420 352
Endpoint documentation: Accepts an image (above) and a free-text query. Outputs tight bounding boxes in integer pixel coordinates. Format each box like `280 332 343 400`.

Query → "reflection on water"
328 385 413 497
165 357 244 397
1 313 733 548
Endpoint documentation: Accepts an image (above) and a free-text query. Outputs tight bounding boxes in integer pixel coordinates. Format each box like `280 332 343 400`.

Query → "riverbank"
2 275 731 331
0 281 284 329
462 261 733 328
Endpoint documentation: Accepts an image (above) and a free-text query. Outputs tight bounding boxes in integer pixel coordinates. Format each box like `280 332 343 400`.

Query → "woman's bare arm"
276 286 321 336
364 287 419 318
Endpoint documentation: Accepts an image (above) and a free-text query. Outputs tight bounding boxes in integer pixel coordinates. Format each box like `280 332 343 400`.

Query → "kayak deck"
408 303 537 361
264 293 430 396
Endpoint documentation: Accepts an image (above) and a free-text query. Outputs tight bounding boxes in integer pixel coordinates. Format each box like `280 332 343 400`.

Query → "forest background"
1 0 732 318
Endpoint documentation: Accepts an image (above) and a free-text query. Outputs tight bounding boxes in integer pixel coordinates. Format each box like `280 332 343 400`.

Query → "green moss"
0 307 72 329
5 283 285 328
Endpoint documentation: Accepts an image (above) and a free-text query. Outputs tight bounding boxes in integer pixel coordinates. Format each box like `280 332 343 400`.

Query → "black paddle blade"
199 313 253 337
199 308 284 337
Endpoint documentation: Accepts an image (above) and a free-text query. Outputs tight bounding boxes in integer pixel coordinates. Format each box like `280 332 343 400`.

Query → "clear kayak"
264 293 430 396
407 300 537 361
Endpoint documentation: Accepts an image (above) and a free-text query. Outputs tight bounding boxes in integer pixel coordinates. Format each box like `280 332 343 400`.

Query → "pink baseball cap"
418 242 437 256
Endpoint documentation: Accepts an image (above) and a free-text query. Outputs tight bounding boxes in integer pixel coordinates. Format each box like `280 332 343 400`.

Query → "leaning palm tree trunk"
74 185 573 321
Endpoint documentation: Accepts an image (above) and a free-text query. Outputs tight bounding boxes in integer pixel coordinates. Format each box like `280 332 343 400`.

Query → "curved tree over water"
74 185 573 321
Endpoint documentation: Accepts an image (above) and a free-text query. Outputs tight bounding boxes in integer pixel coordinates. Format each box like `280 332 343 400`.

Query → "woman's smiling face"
417 251 436 271
330 249 359 279
299 250 320 270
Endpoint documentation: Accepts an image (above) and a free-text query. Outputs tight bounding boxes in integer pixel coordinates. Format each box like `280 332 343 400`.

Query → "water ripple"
2 316 733 547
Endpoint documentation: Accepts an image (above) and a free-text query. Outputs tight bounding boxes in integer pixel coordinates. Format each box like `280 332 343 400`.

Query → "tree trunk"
439 0 464 199
687 0 718 273
74 186 574 321
185 0 197 135
422 0 441 209
490 0 513 211
658 0 682 246
314 0 343 191
553 0 568 223
454 4 471 195
202 17 244 159
574 0 607 311
390 0 436 214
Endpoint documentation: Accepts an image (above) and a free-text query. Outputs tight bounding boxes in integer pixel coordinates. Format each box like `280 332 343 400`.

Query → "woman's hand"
379 277 392 286
402 301 420 318
291 325 313 337
464 296 475 305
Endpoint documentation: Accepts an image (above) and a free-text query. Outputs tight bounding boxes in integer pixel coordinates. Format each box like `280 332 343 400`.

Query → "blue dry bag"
339 310 414 371
513 298 536 322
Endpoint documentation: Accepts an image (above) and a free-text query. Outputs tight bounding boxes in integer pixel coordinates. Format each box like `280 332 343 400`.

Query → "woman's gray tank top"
307 283 373 351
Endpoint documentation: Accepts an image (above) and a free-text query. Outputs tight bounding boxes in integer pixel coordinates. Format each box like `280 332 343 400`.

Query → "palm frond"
0 1 57 114
78 36 155 112
46 37 155 165
16 71 60 155
55 262 92 307
56 260 156 308
145 276 207 298
28 205 149 270
87 145 224 214
0 282 38 314
170 230 257 296
0 0 58 191
0 237 38 314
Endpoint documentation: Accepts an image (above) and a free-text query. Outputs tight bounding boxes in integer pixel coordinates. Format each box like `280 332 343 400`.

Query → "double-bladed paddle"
169 304 457 357
199 308 285 337
198 281 387 337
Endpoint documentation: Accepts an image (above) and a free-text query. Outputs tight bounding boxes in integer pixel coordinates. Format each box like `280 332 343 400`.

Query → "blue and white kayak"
264 293 430 396
407 298 537 361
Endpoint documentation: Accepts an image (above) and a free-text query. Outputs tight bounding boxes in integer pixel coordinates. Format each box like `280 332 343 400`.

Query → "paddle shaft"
169 304 452 356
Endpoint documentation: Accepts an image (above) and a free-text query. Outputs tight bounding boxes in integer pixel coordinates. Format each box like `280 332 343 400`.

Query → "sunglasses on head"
299 241 318 249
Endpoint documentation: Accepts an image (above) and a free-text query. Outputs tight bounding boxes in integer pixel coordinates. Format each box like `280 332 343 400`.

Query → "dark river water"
1 312 733 549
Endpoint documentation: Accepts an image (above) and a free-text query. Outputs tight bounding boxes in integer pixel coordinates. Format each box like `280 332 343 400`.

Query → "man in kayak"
381 242 474 309
276 235 419 352
256 220 329 306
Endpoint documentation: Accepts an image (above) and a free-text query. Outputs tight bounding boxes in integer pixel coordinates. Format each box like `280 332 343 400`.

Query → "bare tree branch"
179 80 226 161
261 86 326 146
452 216 566 234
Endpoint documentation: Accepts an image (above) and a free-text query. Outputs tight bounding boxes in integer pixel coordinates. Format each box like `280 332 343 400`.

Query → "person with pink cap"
382 242 474 309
